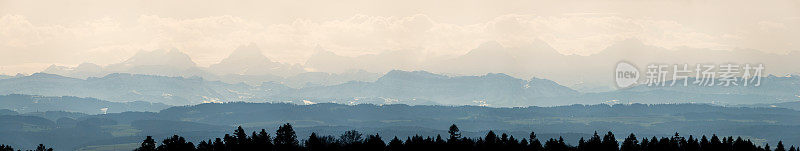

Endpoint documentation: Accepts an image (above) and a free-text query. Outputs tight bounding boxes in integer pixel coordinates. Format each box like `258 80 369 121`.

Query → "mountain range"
40 46 381 89
1 69 798 107
0 94 169 114
0 70 580 106
34 39 800 93
7 40 798 107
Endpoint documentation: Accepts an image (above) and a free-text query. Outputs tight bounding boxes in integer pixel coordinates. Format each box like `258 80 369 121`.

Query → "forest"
119 123 797 151
3 102 800 150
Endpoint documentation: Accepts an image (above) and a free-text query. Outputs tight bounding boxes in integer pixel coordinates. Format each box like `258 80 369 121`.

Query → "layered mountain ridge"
2 69 798 107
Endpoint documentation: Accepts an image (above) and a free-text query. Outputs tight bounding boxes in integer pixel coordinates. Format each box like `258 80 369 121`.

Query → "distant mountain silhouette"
3 70 582 106
0 73 281 105
281 70 578 106
208 44 305 77
304 48 425 74
39 46 379 89
42 63 104 79
42 49 213 79
30 40 800 93
6 70 800 107
108 49 197 70
0 94 169 114
741 101 800 110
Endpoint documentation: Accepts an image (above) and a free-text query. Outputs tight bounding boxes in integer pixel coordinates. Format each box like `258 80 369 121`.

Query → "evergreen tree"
724 136 734 151
700 135 710 151
252 129 273 150
364 134 386 151
620 133 639 151
640 138 650 151
234 126 248 145
507 135 521 150
776 141 786 151
0 144 13 151
223 134 235 149
582 131 602 151
529 131 543 151
767 143 772 151
135 136 157 151
196 140 212 151
274 123 299 150
732 137 749 151
305 132 324 151
686 135 700 151
670 132 685 151
448 124 461 143
711 134 722 151
485 130 499 144
648 136 659 151
578 137 586 151
544 137 570 151
35 144 52 151
520 138 529 149
339 129 363 145
602 131 618 151
435 134 445 145
501 133 509 144
387 136 404 151
212 138 225 151
156 135 195 151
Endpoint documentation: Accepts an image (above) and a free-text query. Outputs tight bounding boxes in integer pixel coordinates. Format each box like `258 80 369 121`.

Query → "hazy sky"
1 0 798 75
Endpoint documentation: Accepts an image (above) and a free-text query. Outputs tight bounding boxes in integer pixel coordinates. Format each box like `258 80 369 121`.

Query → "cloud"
1 13 798 76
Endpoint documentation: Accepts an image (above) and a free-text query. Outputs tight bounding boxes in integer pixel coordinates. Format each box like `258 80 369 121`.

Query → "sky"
1 0 799 77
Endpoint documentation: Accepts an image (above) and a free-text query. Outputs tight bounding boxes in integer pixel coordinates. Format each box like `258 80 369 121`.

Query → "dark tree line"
135 123 798 151
0 144 53 151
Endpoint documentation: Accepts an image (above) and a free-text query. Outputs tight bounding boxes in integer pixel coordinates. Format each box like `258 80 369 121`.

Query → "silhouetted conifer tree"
700 135 710 151
252 129 273 150
621 133 639 151
135 136 157 151
234 126 247 145
212 138 225 151
339 130 363 146
767 143 772 151
485 131 499 144
603 131 618 151
274 123 299 151
777 141 787 151
364 134 386 151
640 137 650 151
529 131 544 151
156 135 195 151
387 136 404 151
35 144 52 151
544 137 570 151
482 130 500 150
0 144 13 151
305 132 323 151
448 124 461 142
195 140 212 151
686 135 700 151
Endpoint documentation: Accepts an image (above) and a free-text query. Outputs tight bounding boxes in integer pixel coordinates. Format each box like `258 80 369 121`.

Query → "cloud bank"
1 0 798 89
